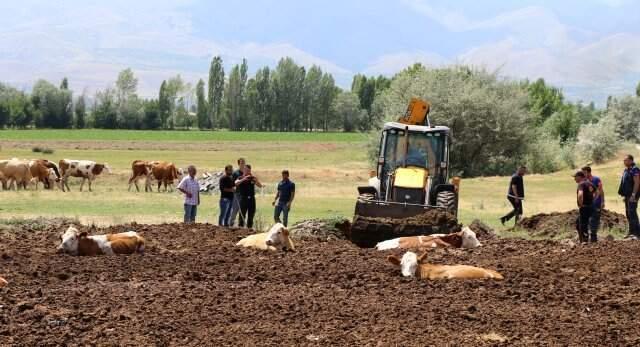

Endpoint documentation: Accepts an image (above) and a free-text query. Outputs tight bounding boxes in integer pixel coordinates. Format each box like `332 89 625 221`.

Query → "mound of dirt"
3 221 640 345
349 210 461 247
518 209 627 238
468 219 497 240
289 218 351 241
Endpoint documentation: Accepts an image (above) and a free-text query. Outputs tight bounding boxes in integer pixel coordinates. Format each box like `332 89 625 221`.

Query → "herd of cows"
0 158 189 193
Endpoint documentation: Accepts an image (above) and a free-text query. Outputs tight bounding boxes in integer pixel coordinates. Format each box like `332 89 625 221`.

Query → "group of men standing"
175 158 296 229
500 154 640 242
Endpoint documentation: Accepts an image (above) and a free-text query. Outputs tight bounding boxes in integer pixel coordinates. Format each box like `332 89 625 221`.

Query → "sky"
1 0 639 104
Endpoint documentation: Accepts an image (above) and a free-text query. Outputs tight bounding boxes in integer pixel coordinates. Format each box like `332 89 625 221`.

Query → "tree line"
0 57 390 132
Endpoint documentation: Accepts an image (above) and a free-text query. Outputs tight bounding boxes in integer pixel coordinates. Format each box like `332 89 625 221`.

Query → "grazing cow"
236 223 295 251
0 159 32 190
375 227 481 251
149 161 181 192
59 159 111 192
57 226 145 256
0 276 7 288
387 251 503 280
128 160 153 192
28 159 61 190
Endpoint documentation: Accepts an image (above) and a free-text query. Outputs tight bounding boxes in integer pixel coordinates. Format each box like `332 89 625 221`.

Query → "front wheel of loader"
436 190 457 214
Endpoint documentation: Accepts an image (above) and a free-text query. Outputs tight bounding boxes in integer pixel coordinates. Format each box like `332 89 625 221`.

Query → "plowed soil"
2 222 640 346
518 209 628 238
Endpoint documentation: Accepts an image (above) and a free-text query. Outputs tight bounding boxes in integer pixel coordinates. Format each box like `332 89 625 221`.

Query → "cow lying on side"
236 223 295 252
375 227 481 251
0 276 7 288
387 251 503 280
57 226 145 256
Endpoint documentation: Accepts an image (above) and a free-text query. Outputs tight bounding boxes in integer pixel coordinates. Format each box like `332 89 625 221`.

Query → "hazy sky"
1 0 639 103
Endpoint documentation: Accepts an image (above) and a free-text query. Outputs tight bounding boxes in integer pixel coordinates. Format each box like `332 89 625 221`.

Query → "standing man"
582 166 604 242
218 164 235 226
272 170 296 227
618 154 640 239
229 158 246 226
574 171 594 243
235 164 263 229
177 165 200 223
500 166 526 226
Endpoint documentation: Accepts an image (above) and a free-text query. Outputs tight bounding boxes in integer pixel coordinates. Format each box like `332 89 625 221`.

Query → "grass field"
0 130 634 234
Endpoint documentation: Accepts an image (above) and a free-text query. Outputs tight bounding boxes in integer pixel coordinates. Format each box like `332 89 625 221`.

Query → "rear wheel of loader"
436 191 456 213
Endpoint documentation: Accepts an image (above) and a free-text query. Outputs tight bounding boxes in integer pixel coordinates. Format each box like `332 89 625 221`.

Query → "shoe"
500 217 506 226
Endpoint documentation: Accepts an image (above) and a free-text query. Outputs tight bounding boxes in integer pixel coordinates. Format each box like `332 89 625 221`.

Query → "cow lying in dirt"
375 227 481 251
0 276 7 288
236 223 295 252
57 226 145 256
387 251 503 280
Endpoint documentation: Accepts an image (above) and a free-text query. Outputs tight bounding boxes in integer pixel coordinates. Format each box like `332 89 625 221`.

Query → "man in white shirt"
177 165 200 223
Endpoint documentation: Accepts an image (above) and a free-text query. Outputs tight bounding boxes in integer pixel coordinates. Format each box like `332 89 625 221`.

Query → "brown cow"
387 251 504 280
0 159 32 190
375 227 481 250
29 159 61 190
128 160 153 192
149 161 181 192
57 226 145 256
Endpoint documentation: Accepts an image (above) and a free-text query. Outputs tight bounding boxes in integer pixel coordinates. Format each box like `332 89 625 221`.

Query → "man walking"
618 154 640 239
574 171 594 243
218 164 235 226
229 158 246 226
235 164 263 229
272 170 296 227
582 166 604 242
500 166 526 226
177 165 200 223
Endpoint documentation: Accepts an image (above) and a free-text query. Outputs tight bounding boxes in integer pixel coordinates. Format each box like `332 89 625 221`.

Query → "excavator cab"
349 98 460 247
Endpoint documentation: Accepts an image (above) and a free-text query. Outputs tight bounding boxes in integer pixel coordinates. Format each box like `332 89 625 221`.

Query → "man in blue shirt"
582 166 604 242
618 155 640 239
273 170 296 227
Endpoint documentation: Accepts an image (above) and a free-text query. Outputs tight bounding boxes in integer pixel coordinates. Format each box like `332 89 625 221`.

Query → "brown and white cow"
375 227 481 251
236 223 295 252
28 159 61 190
387 251 504 280
128 160 153 192
57 226 145 256
59 159 111 192
0 158 32 190
148 161 181 192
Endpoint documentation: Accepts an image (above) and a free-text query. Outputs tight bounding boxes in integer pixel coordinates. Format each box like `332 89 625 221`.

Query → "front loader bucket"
348 199 460 248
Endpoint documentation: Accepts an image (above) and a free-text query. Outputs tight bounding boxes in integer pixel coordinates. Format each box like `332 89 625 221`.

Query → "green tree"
636 81 640 97
60 77 69 90
577 113 621 163
75 95 86 129
543 106 581 143
93 88 118 129
527 78 564 124
254 67 274 131
158 81 170 129
332 92 366 132
31 79 72 128
607 95 640 141
272 57 305 131
225 59 249 130
142 99 162 130
195 79 209 129
7 91 35 128
303 65 323 131
318 73 338 131
208 56 225 128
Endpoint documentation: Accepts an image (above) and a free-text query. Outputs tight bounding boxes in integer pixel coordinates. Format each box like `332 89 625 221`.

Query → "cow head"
265 223 294 251
47 169 62 190
387 251 429 277
57 225 87 255
460 227 481 248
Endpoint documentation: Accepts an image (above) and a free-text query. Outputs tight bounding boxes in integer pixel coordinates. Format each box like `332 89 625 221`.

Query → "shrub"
42 148 55 154
576 114 620 164
32 146 43 153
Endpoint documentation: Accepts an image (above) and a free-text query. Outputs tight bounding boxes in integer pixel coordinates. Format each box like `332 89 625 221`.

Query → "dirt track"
1 222 640 346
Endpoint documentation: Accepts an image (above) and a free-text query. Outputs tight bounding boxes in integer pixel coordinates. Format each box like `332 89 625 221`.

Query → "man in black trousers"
500 166 526 226
574 171 594 243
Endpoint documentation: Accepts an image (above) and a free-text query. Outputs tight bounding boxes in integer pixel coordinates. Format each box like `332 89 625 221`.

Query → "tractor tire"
436 191 457 213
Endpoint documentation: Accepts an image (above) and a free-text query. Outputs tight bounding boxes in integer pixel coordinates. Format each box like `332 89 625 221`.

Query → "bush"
42 148 55 154
32 146 43 153
31 146 54 154
524 133 567 174
576 114 620 164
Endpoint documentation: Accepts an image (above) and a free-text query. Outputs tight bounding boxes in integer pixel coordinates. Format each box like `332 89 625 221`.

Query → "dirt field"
2 222 640 346
518 209 628 238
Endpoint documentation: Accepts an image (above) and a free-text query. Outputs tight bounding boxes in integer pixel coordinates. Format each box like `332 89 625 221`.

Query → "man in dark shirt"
582 166 604 242
235 164 263 229
272 170 296 226
575 171 594 243
500 166 526 226
618 154 640 239
229 158 246 227
218 165 235 227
